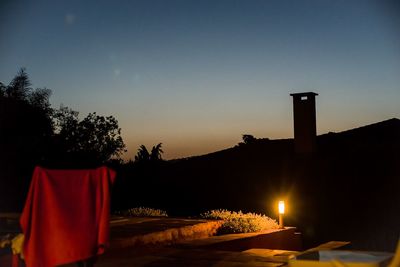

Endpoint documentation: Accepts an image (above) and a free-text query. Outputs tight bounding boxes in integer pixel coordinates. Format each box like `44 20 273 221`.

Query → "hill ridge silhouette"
170 117 400 162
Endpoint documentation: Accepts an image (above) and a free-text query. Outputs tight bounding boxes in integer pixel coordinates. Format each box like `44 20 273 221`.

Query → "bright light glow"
278 200 285 214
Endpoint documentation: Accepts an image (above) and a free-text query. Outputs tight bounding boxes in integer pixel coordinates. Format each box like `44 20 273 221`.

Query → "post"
279 213 284 229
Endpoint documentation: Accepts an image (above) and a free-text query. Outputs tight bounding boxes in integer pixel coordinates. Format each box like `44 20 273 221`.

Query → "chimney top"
290 92 318 98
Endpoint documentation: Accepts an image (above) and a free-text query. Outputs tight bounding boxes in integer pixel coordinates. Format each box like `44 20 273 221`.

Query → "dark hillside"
312 118 400 251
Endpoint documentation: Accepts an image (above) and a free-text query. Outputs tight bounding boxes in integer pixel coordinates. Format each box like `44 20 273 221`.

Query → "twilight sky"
1 0 399 160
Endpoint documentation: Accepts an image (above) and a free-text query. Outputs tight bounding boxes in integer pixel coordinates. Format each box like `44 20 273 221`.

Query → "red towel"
20 166 116 267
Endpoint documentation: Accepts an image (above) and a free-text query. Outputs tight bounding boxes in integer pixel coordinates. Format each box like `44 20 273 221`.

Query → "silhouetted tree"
134 145 150 162
53 106 126 164
5 68 32 100
53 105 79 136
0 82 6 97
1 67 53 122
242 134 257 145
29 88 53 114
0 69 54 211
134 143 164 163
0 68 53 150
1 68 127 210
150 143 163 161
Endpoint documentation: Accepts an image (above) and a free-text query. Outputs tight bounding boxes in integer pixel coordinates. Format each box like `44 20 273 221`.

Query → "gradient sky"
1 0 399 159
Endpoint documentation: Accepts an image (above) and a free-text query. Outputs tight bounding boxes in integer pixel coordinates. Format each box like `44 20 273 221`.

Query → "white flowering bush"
201 209 278 234
117 207 168 217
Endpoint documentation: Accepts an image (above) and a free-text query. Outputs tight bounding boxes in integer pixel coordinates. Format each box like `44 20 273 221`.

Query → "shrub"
201 209 278 234
116 207 168 217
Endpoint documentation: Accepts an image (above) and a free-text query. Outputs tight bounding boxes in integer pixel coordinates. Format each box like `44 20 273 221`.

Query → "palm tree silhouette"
150 143 163 161
134 143 163 163
135 145 150 162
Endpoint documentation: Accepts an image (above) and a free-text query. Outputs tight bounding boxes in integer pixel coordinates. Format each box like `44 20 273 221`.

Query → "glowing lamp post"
278 200 285 229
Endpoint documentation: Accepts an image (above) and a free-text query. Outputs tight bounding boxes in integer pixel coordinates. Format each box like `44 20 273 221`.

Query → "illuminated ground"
1 215 351 266
96 217 301 266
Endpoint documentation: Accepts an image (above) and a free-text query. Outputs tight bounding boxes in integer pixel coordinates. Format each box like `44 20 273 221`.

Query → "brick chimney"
290 92 318 154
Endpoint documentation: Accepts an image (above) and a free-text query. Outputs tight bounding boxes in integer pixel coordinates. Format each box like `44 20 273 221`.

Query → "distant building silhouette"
290 92 318 154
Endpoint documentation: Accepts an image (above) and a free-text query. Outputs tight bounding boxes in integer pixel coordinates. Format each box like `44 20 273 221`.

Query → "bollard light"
278 200 285 229
278 200 285 214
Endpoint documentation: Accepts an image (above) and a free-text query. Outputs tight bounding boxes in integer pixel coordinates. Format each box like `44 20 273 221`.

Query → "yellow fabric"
0 234 11 248
388 239 400 267
11 234 24 259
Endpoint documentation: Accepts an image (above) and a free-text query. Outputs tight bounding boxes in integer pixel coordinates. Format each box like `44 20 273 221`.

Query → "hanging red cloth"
20 166 116 267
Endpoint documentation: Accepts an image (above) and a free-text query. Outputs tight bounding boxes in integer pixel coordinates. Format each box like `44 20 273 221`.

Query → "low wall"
199 227 302 251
